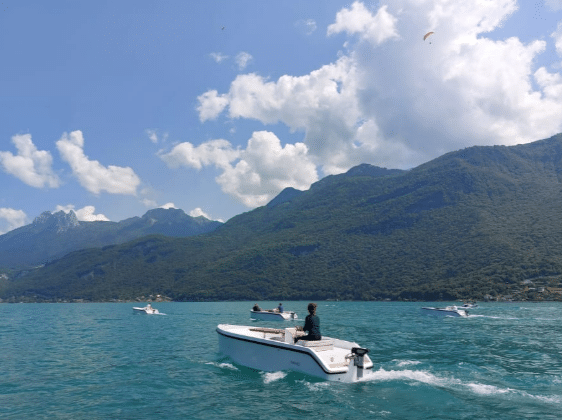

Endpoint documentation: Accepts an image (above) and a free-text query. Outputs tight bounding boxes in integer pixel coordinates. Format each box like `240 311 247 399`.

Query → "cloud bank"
197 1 562 172
166 0 562 209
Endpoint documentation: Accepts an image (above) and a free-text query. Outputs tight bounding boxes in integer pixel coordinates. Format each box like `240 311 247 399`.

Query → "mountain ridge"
2 134 562 302
0 208 222 268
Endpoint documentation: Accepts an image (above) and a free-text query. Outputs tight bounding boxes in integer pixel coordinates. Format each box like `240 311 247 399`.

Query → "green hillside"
3 135 562 302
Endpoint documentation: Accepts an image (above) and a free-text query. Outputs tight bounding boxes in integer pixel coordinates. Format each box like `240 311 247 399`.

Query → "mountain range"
2 134 562 302
0 208 222 268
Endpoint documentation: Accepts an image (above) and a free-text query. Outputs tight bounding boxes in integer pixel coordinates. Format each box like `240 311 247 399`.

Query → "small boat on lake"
421 306 469 318
216 324 373 382
133 304 160 315
250 309 298 321
459 302 478 309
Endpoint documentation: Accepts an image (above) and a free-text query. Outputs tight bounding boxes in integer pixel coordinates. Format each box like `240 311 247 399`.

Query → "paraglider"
423 31 434 43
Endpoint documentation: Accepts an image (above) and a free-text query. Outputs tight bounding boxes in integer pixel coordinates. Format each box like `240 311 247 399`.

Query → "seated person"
277 303 284 313
295 302 321 343
252 303 261 312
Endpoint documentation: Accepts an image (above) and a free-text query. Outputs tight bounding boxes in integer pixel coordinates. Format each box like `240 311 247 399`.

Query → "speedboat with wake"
216 324 372 382
250 309 298 321
133 304 160 314
421 305 469 317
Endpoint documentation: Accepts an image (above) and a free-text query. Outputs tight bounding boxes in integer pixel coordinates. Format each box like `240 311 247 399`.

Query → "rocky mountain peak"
32 210 80 233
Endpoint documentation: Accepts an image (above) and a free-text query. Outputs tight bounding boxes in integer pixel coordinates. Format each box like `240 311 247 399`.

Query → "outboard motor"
351 347 370 379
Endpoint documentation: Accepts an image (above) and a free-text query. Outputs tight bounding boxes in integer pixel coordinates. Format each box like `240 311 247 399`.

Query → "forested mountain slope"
2 135 562 302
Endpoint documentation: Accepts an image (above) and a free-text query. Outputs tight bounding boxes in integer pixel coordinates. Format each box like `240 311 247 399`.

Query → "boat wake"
393 359 422 367
299 379 332 391
206 361 239 371
361 367 440 384
262 371 287 384
468 314 519 320
355 367 561 405
207 358 560 406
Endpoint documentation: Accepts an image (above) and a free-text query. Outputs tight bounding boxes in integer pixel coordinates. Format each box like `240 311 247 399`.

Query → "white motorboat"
133 305 160 314
216 324 373 382
421 306 469 317
459 302 478 309
250 310 298 321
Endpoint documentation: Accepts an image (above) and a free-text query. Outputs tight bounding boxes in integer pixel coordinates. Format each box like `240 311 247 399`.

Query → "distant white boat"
421 306 469 317
458 302 478 309
250 310 298 321
217 324 373 382
133 305 160 315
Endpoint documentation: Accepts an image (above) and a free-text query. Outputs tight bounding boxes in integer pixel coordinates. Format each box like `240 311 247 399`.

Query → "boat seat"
296 338 334 351
269 336 284 342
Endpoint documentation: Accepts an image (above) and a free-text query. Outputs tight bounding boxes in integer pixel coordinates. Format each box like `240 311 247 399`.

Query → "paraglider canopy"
423 31 434 41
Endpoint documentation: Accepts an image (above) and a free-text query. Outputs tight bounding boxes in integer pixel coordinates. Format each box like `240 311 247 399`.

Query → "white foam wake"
262 371 287 384
362 368 444 385
360 368 561 405
206 361 239 371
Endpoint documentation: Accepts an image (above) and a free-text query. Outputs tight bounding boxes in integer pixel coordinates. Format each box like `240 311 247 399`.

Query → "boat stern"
349 347 370 379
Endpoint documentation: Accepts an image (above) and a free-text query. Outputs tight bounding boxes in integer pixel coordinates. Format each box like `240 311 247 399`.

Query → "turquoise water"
1 301 560 419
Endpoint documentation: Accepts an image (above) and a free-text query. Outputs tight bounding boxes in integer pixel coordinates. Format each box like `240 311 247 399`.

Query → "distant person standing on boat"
277 303 284 313
252 303 261 311
296 302 321 342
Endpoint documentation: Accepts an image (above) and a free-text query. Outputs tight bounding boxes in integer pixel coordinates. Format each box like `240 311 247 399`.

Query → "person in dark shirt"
252 303 261 311
277 303 284 313
296 302 321 342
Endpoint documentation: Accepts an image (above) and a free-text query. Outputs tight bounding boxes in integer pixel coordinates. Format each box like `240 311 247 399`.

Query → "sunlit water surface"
1 301 560 419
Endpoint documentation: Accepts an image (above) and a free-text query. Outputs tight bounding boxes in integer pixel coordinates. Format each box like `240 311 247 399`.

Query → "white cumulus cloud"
159 131 318 208
0 207 27 234
146 129 158 144
159 139 239 170
189 207 209 218
145 129 168 144
327 2 398 45
56 130 141 195
189 207 223 222
196 90 230 122
210 52 229 63
56 204 110 221
0 134 60 188
235 52 253 70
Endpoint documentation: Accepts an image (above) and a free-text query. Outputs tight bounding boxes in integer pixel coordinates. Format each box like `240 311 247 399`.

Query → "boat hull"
250 311 297 321
133 307 159 314
217 324 372 382
421 307 468 317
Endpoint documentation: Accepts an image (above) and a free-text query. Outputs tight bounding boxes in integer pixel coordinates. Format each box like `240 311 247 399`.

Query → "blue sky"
2 0 562 233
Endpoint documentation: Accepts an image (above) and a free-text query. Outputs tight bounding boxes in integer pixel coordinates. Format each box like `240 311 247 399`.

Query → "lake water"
1 301 560 419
